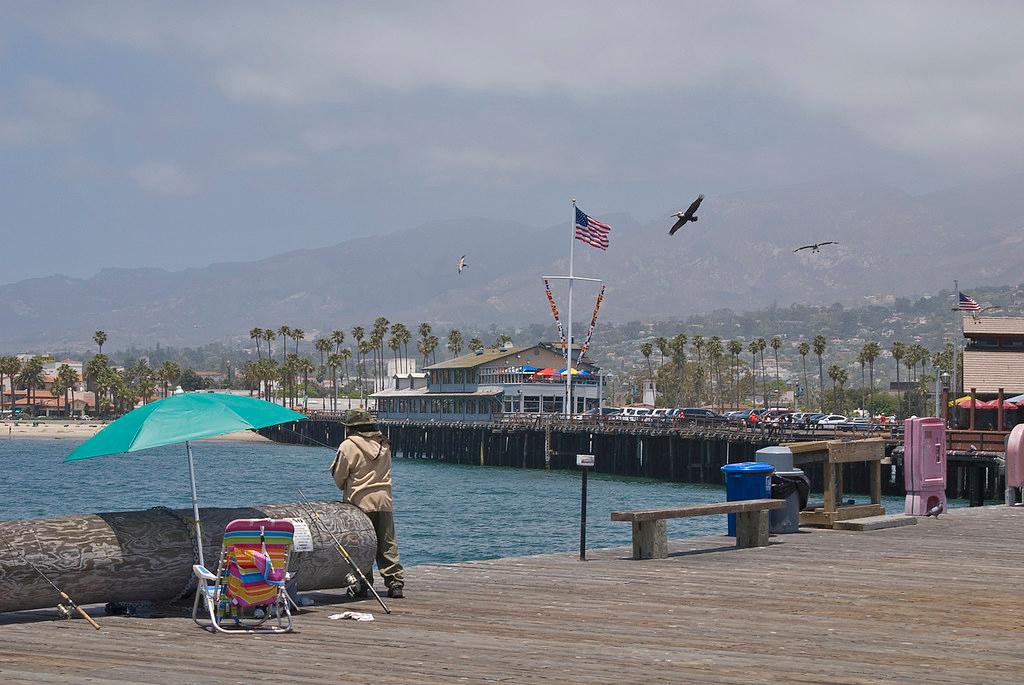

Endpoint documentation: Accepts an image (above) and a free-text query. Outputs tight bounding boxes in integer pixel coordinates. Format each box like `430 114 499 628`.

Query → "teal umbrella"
66 392 306 566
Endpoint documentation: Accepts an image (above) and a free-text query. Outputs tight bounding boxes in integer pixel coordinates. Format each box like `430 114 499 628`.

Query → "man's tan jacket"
330 431 393 512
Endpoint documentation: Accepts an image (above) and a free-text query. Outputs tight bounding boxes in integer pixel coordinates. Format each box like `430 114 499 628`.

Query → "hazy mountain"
3 177 1022 352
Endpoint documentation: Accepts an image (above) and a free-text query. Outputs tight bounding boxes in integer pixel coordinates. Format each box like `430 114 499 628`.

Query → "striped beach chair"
192 518 295 634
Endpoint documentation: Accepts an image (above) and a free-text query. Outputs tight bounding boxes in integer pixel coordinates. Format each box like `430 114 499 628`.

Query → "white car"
817 414 848 426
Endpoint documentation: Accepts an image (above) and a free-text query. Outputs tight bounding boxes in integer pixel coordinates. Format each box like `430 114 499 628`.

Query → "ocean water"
1 437 907 567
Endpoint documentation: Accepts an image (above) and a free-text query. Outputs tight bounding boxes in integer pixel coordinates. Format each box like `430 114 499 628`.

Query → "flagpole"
952 279 959 398
566 199 576 417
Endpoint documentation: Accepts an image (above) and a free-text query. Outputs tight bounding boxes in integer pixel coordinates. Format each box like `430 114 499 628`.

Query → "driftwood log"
0 501 375 613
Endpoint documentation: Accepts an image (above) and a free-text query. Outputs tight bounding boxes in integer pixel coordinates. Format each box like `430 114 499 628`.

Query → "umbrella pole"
185 441 205 568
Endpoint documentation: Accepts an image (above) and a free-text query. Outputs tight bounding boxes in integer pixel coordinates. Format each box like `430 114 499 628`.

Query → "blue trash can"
721 461 775 535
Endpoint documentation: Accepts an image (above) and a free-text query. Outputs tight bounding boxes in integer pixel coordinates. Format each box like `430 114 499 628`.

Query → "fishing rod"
296 489 391 615
1 538 100 630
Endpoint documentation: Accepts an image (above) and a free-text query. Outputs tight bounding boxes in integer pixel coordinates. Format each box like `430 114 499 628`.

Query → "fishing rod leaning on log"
1 538 101 629
296 489 391 615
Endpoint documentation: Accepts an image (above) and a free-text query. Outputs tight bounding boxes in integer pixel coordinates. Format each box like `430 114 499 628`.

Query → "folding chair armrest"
193 564 217 581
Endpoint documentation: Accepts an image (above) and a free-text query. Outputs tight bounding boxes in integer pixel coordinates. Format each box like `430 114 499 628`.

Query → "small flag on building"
957 291 981 311
574 207 611 250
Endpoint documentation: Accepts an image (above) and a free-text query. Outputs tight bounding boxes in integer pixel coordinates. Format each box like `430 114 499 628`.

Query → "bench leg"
632 520 667 559
735 510 769 548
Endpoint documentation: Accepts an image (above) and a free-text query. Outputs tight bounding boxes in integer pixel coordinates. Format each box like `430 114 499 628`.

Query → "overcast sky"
2 1 1022 284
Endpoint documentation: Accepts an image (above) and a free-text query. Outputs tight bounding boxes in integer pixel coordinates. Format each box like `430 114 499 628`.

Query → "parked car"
583 407 621 417
650 408 674 419
817 414 848 426
619 407 652 421
680 408 727 422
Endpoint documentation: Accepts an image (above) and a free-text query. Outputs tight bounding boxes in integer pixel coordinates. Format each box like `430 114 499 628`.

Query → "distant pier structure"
261 415 1006 503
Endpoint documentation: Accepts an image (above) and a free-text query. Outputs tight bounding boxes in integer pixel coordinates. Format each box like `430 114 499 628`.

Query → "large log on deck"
0 501 375 613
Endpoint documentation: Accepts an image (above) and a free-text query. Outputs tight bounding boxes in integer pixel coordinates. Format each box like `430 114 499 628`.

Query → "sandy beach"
0 421 271 443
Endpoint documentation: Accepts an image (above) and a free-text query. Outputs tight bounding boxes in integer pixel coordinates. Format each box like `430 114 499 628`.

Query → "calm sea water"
0 437 909 567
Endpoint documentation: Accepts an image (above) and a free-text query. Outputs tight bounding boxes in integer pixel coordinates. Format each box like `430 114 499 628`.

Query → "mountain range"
3 175 1022 353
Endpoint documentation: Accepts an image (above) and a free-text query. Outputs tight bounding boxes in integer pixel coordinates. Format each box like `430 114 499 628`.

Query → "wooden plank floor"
1 505 1022 684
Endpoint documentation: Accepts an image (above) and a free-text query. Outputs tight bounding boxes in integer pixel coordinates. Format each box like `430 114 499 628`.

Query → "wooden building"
962 315 1024 394
373 342 603 422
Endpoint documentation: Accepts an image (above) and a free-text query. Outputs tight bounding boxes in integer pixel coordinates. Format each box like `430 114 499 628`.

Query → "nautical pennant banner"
544 278 567 350
576 285 606 365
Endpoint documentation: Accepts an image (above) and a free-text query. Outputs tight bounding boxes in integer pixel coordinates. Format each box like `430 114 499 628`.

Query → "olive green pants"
365 510 404 589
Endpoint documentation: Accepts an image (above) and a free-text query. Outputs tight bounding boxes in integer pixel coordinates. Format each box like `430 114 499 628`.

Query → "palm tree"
16 357 45 417
250 328 263 360
277 325 291 365
727 340 743 408
315 338 332 383
836 367 849 411
0 356 21 413
326 353 341 411
372 318 390 390
813 335 827 411
690 335 705 405
447 329 464 359
863 341 881 415
747 340 759 407
494 333 513 349
797 341 810 411
857 349 867 400
755 338 768 408
671 334 687 405
388 334 401 378
468 337 484 353
394 323 412 372
828 364 841 412
640 342 654 377
655 336 669 368
157 360 181 397
263 329 277 370
93 330 108 355
53 364 79 418
770 336 781 388
358 340 373 401
891 341 906 418
707 337 723 408
297 357 315 410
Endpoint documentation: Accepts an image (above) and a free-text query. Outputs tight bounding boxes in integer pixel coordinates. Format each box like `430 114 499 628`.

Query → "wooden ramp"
1 506 1022 684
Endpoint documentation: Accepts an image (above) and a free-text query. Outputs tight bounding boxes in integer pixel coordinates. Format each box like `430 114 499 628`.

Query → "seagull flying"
793 241 838 253
669 194 704 235
457 255 467 274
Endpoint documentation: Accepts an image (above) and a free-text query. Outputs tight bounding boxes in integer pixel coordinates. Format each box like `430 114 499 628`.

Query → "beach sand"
0 421 271 443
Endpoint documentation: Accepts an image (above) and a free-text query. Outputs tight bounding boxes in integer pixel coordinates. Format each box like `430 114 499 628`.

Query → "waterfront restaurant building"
371 342 603 422
962 316 1024 395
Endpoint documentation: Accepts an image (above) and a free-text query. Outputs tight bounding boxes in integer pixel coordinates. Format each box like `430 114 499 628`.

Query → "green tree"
447 329 464 359
798 341 810 411
157 360 181 397
277 325 291 367
891 341 906 418
16 356 45 416
180 368 206 392
862 341 881 415
494 333 513 349
52 364 79 418
640 342 654 377
755 338 768 408
727 340 743 408
0 356 21 414
747 340 759 407
93 330 107 355
671 334 687 404
655 336 670 367
813 335 827 411
314 338 332 383
468 337 484 353
708 336 723 408
249 327 263 361
691 335 705 404
770 336 781 389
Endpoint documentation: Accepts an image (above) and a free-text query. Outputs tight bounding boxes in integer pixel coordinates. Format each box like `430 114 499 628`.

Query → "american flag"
574 207 611 250
957 291 981 311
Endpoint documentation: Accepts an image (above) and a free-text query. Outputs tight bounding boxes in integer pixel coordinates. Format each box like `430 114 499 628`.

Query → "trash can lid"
772 468 805 477
721 461 775 473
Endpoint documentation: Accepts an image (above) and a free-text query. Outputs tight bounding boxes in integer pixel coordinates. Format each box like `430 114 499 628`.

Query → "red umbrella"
534 368 556 377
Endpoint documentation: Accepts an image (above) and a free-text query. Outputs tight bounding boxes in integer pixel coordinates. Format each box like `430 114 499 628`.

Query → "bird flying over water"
457 255 467 274
669 194 704 235
793 241 838 254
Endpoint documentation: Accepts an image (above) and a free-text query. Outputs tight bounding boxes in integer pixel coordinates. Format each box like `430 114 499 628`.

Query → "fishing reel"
55 603 72 620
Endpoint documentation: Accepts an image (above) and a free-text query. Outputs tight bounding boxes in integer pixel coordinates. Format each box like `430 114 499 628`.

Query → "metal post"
566 200 576 418
933 374 941 417
577 454 594 560
185 441 205 568
579 465 588 560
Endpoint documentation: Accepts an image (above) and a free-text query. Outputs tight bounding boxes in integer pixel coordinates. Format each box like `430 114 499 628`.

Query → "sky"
2 1 1023 284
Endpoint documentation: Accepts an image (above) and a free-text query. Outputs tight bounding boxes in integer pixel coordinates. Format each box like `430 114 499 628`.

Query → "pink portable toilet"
904 417 947 515
1006 424 1024 505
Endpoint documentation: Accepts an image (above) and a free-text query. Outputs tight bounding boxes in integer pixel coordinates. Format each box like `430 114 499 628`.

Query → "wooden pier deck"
2 505 1022 684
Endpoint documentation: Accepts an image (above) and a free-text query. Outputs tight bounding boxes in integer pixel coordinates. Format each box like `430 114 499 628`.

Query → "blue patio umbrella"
520 364 540 373
66 392 306 566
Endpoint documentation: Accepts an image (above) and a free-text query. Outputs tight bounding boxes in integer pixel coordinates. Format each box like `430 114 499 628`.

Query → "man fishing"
330 409 405 599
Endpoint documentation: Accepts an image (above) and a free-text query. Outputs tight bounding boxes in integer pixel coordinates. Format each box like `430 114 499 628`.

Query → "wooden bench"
610 499 786 559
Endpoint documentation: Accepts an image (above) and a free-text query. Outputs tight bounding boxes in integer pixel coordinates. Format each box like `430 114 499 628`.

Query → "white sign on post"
576 454 595 467
289 519 315 552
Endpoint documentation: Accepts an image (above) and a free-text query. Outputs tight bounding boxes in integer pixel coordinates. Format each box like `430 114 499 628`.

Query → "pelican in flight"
793 241 838 254
457 255 467 274
669 194 704 235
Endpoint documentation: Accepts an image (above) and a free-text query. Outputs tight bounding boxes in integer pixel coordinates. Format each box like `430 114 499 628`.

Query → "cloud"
29 2 1023 171
130 161 198 195
0 76 103 145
